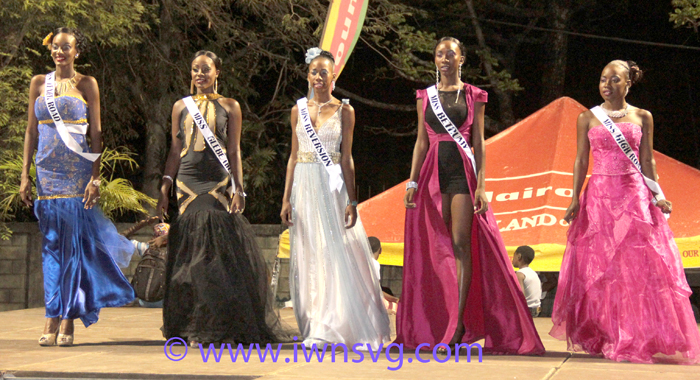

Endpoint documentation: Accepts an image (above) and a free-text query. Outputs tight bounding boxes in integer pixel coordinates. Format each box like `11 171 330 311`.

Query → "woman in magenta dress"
396 37 544 355
552 60 700 364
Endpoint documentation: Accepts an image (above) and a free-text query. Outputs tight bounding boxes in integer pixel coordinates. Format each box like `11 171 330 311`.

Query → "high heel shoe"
38 332 58 346
57 333 74 347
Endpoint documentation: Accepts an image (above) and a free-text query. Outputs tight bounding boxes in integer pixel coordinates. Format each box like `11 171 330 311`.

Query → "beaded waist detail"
296 151 341 164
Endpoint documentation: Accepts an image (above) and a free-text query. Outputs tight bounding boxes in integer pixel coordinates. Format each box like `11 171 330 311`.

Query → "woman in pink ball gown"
552 60 700 364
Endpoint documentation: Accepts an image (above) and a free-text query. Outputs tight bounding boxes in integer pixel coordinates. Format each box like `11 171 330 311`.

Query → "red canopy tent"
356 97 700 270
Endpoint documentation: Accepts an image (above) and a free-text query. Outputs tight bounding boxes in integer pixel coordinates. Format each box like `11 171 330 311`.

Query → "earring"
435 66 439 87
214 79 218 94
75 53 79 58
190 80 194 95
332 80 336 91
458 64 462 79
456 65 463 103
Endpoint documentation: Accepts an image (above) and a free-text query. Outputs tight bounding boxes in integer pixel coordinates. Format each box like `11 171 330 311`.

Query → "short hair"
515 246 535 265
193 50 222 71
368 236 381 254
49 27 88 52
310 50 336 67
434 36 466 57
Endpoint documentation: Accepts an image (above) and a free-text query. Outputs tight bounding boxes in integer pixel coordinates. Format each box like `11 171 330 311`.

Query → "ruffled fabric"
35 198 135 327
551 123 700 364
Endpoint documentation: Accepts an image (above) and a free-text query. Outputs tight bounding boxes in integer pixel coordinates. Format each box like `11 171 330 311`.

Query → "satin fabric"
34 93 135 327
551 123 700 364
395 84 545 355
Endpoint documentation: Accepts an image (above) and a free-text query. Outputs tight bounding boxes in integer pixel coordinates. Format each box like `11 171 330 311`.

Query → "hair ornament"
42 32 54 46
305 47 323 64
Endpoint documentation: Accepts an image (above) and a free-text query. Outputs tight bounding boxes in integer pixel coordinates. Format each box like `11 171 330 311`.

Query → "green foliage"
670 0 700 33
0 148 156 239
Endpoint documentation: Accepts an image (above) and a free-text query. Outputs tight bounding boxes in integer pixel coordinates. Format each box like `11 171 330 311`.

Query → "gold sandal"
57 333 74 347
38 332 58 346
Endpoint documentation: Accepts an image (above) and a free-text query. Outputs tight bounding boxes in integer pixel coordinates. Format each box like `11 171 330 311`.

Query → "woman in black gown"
157 51 279 345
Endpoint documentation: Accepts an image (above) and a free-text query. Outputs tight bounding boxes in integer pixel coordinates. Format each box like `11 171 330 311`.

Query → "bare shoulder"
76 75 98 91
30 74 46 87
218 97 241 114
172 98 186 113
291 104 298 114
341 102 355 116
632 107 653 123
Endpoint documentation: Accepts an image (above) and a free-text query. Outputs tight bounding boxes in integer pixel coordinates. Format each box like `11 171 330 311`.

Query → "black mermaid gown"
162 94 278 343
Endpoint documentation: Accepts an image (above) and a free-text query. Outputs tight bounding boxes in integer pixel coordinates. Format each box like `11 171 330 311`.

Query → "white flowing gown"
289 101 391 350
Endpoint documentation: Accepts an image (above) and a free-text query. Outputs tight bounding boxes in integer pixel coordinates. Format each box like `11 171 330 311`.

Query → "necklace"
54 72 78 96
309 98 334 119
600 103 630 118
192 93 223 102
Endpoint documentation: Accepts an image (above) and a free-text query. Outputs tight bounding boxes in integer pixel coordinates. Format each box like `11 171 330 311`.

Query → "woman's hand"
20 177 33 207
345 204 358 228
563 200 580 224
404 188 416 209
230 193 245 214
656 199 672 214
281 201 293 226
157 185 170 222
474 189 489 215
82 180 100 209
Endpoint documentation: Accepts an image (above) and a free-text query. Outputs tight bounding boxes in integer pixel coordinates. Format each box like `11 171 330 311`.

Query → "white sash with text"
296 97 344 193
590 106 668 217
44 72 100 162
426 85 477 177
183 96 236 194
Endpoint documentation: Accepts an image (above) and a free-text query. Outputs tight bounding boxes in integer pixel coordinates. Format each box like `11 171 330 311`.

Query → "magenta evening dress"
395 84 545 355
551 122 700 364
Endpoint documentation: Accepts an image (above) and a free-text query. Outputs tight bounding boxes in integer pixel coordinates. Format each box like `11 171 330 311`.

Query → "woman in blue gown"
20 27 135 347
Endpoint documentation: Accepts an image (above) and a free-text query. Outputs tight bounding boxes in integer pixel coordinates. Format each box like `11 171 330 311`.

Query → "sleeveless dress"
395 84 545 355
551 122 700 364
34 92 135 327
289 100 391 349
163 94 280 344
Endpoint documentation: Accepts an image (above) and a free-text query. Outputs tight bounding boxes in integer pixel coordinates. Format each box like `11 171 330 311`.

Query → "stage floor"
0 307 697 379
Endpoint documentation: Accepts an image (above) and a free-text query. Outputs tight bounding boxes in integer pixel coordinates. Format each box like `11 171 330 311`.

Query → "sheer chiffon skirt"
35 198 135 327
163 195 286 344
551 173 700 364
289 163 391 349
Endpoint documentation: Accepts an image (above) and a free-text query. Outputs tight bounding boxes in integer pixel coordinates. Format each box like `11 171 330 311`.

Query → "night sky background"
343 1 700 202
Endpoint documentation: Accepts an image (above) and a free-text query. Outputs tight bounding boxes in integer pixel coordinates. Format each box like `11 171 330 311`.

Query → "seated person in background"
368 236 399 314
512 245 542 317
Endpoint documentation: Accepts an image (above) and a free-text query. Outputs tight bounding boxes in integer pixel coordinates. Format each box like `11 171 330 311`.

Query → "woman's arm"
280 105 300 226
81 76 102 209
404 98 429 209
222 98 245 213
339 103 358 228
471 101 488 214
638 109 671 213
563 112 592 223
157 101 185 220
19 75 44 207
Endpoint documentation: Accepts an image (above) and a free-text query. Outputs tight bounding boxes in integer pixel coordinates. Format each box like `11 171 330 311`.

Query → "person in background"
511 246 541 317
368 236 399 314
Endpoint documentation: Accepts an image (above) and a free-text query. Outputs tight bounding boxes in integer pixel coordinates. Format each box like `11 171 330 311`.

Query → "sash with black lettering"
590 106 668 217
426 85 477 177
296 97 344 192
44 72 100 162
182 96 236 194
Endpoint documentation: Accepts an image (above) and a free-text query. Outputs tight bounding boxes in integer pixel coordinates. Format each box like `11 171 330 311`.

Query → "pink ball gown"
551 122 700 364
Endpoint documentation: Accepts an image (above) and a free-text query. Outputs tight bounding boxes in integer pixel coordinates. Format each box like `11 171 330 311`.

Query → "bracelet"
406 181 418 190
347 200 358 207
235 190 247 197
91 179 101 188
162 175 173 184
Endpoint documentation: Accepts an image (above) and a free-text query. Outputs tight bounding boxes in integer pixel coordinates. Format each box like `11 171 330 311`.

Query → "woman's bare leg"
442 193 475 344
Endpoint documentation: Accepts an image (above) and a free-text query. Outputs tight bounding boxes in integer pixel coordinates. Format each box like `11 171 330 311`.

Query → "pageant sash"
426 85 477 177
296 97 344 192
183 96 236 194
44 72 100 162
590 106 668 217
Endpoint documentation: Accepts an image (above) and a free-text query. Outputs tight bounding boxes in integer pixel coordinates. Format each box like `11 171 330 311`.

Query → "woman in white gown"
280 49 390 349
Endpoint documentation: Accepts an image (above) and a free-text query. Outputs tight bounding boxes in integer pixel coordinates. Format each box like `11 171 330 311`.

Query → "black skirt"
437 141 471 194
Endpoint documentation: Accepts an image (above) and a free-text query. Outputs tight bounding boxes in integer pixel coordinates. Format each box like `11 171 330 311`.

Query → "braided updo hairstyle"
47 27 88 52
610 60 644 85
310 50 336 67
